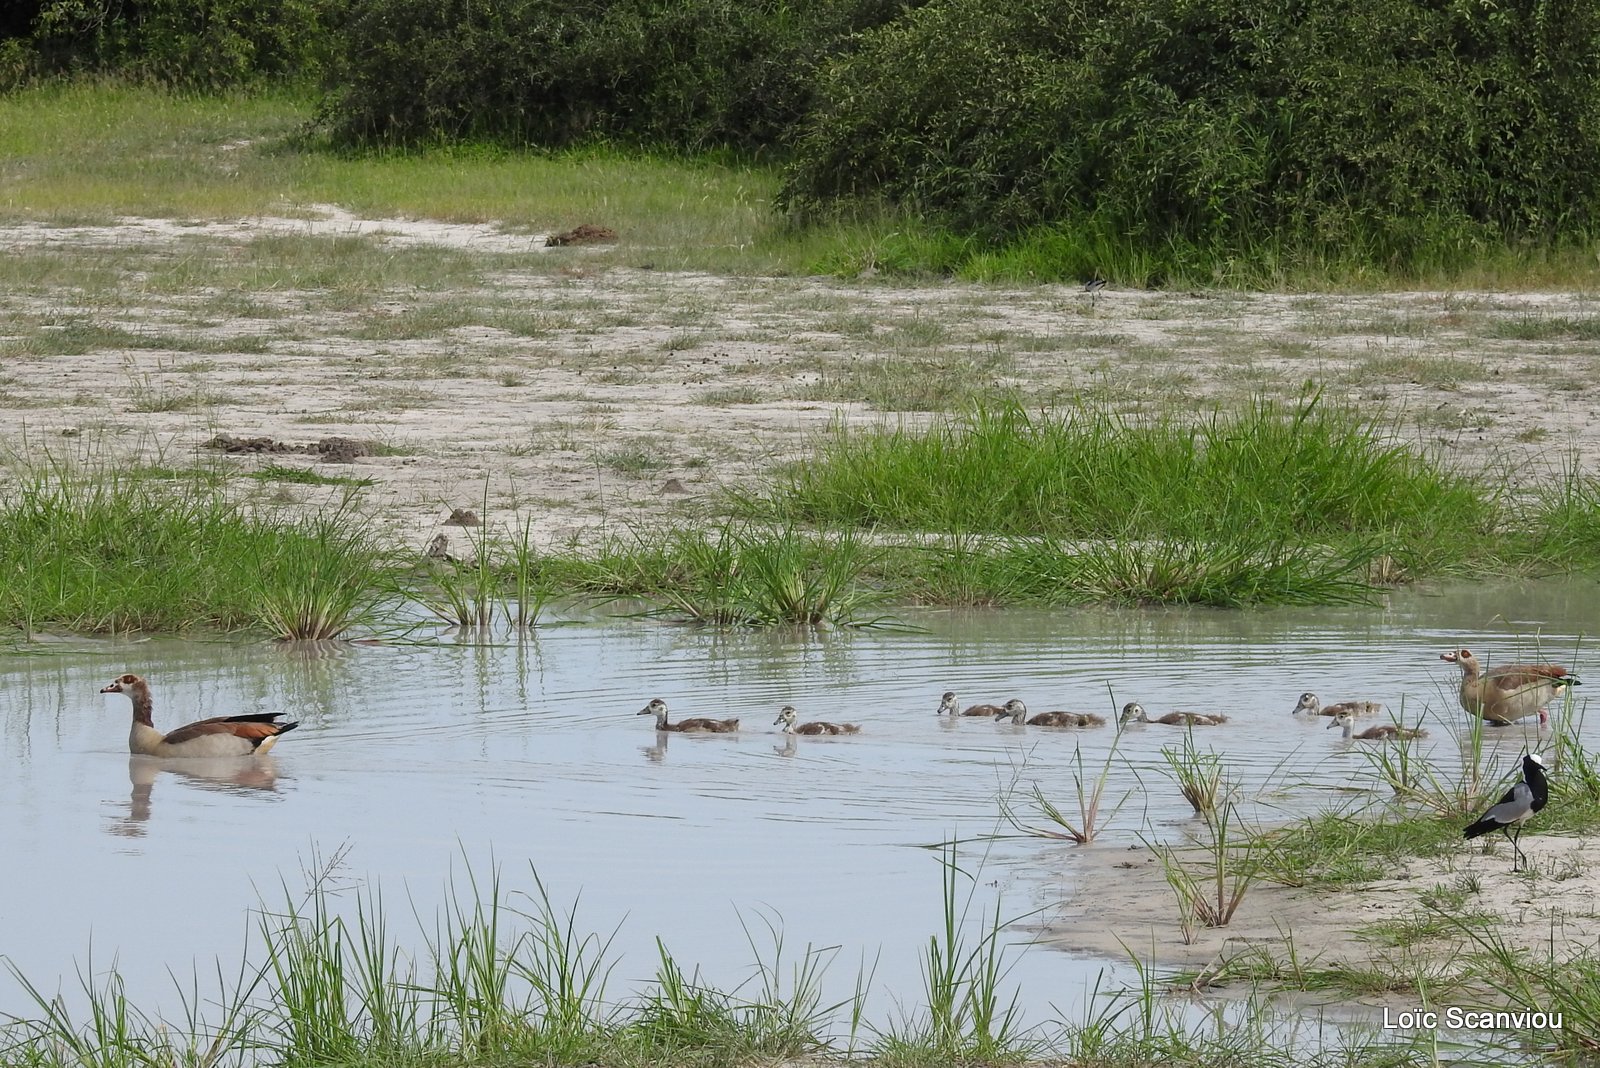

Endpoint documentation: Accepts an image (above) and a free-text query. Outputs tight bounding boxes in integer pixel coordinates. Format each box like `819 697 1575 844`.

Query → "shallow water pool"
0 579 1590 1034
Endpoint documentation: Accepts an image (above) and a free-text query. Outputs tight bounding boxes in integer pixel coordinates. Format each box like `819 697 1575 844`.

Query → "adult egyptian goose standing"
637 698 739 733
994 699 1104 728
1291 693 1383 717
101 674 298 757
1327 712 1426 741
1441 648 1579 725
1463 753 1550 871
774 706 860 735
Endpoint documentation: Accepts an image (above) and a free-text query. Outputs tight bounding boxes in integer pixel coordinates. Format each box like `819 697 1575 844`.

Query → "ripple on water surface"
0 579 1592 1029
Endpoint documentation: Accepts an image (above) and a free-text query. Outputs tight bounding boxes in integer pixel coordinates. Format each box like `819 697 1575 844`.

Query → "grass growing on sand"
0 460 385 638
0 854 1449 1068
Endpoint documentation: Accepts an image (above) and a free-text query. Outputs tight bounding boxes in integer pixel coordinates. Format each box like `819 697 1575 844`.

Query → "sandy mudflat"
3 209 1600 557
1040 830 1600 998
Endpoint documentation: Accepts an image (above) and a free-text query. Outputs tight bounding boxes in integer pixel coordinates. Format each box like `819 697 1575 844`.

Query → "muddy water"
0 580 1592 1032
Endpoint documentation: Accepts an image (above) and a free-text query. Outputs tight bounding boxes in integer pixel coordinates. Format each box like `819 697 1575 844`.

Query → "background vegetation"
4 0 1600 282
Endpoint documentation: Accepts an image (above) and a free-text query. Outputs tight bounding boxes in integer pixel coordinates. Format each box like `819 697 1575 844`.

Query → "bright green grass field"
0 82 882 273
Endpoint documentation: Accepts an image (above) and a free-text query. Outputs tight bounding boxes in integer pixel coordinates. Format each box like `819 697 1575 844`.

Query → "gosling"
993 698 1104 728
1292 692 1384 717
637 698 739 733
939 691 1005 717
774 706 860 735
1328 711 1426 741
1119 703 1228 727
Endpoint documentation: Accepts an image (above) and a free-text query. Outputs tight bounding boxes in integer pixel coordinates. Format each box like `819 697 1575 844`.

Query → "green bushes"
781 0 1600 279
15 0 329 87
321 0 915 149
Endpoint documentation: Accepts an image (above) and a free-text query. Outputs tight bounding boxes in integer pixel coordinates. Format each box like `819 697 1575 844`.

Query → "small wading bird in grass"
1291 692 1384 717
993 699 1104 728
637 698 739 733
938 691 1004 717
1440 648 1578 726
100 674 298 757
1119 703 1228 727
1463 753 1549 872
773 706 860 735
1327 711 1426 741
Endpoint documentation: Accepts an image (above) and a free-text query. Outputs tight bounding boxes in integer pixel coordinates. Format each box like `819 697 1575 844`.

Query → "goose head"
637 698 669 722
100 674 145 696
774 706 799 728
1292 692 1320 714
995 698 1028 724
1440 648 1478 673
1119 702 1148 725
937 691 959 715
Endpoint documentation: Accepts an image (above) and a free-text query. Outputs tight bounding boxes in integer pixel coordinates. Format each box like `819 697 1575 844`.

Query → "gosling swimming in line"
774 706 860 735
637 698 739 733
1119 703 1228 727
1291 692 1383 718
993 699 1104 728
1328 711 1426 741
938 691 1005 717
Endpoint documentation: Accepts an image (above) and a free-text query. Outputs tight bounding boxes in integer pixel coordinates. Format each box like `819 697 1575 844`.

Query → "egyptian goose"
938 691 1004 717
1119 703 1227 727
1291 692 1383 717
100 674 298 757
1441 648 1578 725
637 698 739 733
1328 712 1426 741
774 706 860 735
993 699 1104 727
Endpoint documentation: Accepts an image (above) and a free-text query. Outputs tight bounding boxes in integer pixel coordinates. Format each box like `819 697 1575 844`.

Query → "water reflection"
642 730 670 763
1 577 1596 1032
108 755 284 838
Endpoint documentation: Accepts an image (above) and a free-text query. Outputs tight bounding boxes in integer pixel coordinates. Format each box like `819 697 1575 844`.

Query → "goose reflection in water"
110 755 285 838
642 730 669 764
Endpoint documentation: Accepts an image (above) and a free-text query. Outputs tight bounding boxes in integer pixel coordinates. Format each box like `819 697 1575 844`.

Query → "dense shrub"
780 0 1600 271
18 0 329 86
321 0 915 150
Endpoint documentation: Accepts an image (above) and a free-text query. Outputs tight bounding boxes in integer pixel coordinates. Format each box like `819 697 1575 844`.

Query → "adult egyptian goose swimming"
938 691 1004 717
101 674 298 758
774 706 860 735
637 698 739 733
1291 692 1383 718
1327 712 1426 741
1118 703 1228 727
1441 648 1578 725
993 699 1104 727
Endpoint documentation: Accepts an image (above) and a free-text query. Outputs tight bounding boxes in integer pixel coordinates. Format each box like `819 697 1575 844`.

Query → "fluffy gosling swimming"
774 706 860 735
1328 711 1426 741
1291 692 1384 717
637 698 739 733
994 698 1104 727
1118 702 1228 727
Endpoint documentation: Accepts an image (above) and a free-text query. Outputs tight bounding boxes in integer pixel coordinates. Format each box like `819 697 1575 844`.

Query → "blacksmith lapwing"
1463 753 1549 872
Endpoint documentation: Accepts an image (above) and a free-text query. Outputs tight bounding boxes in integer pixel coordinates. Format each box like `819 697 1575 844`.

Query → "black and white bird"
1463 753 1549 872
